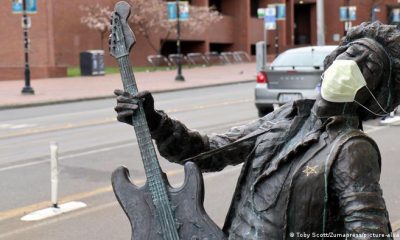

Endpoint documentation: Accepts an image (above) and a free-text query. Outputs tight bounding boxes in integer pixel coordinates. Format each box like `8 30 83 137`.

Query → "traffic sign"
348 6 357 21
264 7 276 30
167 1 189 21
257 8 265 19
12 0 37 14
276 4 286 20
268 4 286 20
339 7 347 21
339 6 356 21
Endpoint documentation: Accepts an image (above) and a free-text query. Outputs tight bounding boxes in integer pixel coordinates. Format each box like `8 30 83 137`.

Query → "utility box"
256 41 266 72
80 50 105 76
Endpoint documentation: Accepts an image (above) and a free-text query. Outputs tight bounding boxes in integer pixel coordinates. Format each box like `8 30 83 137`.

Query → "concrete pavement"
0 63 256 109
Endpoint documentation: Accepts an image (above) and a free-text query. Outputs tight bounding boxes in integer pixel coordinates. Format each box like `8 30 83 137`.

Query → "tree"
127 0 222 54
80 4 112 50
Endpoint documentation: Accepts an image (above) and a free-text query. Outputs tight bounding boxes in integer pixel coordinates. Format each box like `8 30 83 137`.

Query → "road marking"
166 99 252 114
0 99 252 140
0 118 253 172
0 118 117 140
0 166 242 238
393 220 400 232
0 166 241 222
0 202 118 239
0 123 36 129
0 168 184 222
0 142 136 172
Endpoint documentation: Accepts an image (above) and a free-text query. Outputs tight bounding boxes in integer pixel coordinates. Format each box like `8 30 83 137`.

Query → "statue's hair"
323 21 400 119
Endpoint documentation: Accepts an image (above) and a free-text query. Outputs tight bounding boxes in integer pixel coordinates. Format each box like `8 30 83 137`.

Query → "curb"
0 80 254 110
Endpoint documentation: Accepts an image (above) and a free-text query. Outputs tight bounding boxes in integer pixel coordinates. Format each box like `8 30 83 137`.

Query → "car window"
271 51 331 67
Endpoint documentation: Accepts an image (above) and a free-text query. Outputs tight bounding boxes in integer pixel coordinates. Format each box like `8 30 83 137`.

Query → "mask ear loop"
354 99 389 117
385 51 393 112
363 86 389 114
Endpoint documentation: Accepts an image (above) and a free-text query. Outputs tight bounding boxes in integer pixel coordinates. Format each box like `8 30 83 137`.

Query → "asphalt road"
0 82 399 239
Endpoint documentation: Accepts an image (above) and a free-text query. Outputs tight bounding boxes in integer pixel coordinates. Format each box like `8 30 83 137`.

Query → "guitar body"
112 162 226 240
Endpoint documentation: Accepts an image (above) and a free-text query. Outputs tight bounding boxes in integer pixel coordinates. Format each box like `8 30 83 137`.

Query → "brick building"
1 0 399 80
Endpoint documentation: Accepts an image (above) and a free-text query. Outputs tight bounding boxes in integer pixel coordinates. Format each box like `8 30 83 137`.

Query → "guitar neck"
117 55 179 239
118 55 164 193
110 4 180 238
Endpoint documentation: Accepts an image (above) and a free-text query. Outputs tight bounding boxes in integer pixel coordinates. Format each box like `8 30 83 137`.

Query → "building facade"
1 0 399 80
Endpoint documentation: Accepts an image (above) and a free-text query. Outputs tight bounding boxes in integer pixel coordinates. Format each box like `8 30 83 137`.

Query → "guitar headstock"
109 1 136 59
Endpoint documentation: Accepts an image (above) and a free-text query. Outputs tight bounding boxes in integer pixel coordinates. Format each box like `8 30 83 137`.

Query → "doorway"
294 3 313 45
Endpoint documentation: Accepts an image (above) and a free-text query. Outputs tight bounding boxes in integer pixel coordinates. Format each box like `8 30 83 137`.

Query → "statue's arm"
331 138 392 237
151 111 263 172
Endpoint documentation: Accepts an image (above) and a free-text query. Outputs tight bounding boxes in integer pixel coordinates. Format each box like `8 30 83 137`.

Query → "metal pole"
175 1 185 81
21 0 34 95
316 0 325 45
262 16 268 68
274 1 279 54
344 0 350 36
50 142 59 208
266 28 268 65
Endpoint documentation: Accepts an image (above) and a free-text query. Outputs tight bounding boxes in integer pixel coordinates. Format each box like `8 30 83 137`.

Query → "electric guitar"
109 2 227 239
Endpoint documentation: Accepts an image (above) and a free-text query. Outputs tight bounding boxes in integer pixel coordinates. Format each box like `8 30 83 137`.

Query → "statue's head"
322 21 400 120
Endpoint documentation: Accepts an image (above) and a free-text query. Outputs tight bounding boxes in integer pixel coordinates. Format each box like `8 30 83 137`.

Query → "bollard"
21 142 87 221
50 142 59 208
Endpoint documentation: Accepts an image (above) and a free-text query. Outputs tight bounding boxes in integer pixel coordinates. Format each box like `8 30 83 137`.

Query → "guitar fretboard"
118 55 180 240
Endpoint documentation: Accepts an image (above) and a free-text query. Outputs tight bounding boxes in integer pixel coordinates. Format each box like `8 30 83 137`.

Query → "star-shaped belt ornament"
303 165 318 177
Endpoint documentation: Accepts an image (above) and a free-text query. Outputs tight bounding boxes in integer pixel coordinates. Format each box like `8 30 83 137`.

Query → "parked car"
255 45 337 117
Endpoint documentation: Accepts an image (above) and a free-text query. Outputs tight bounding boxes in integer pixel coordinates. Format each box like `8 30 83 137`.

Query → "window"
251 44 256 56
209 0 222 12
250 0 260 18
389 8 400 26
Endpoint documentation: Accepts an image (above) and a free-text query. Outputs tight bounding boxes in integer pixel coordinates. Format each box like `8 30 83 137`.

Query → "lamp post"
344 0 350 36
316 0 325 46
21 0 34 95
175 0 185 81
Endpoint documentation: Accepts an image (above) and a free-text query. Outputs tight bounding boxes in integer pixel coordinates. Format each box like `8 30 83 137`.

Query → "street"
0 82 399 239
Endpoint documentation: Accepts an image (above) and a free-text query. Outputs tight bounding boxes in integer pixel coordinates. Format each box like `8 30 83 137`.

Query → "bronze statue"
115 21 399 239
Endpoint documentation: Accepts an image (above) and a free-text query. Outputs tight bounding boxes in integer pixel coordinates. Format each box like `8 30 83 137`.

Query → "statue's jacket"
150 99 392 239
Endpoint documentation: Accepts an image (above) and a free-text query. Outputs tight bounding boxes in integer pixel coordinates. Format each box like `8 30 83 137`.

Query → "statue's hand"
114 89 161 130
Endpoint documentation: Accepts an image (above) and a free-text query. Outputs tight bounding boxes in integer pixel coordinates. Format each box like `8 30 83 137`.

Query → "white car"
255 45 337 117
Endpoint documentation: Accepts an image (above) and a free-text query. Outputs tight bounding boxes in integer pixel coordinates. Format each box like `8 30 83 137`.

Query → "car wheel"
258 106 274 117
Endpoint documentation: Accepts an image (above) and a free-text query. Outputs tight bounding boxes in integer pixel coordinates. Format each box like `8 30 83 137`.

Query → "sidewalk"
0 63 256 109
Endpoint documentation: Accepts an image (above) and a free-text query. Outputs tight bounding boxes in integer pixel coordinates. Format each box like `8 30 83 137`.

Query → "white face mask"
321 59 388 116
321 60 366 102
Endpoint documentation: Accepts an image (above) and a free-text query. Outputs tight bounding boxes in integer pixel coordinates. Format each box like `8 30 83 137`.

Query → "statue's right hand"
114 89 156 126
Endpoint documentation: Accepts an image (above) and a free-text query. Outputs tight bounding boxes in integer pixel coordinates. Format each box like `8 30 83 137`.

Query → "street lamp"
21 0 34 95
175 0 185 81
